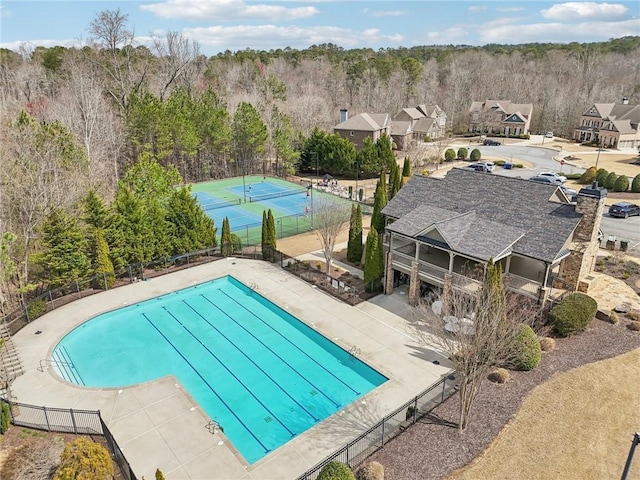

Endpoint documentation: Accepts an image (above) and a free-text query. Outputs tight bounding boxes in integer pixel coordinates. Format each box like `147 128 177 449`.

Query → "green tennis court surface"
191 176 352 246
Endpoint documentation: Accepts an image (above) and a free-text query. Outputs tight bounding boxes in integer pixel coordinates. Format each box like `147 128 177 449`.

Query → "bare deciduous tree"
408 261 540 431
88 9 148 114
312 197 351 275
152 31 202 101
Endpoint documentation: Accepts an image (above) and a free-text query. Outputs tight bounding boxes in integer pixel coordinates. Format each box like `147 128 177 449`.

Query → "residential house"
468 100 533 135
391 104 447 149
333 112 391 150
381 168 606 306
572 98 640 149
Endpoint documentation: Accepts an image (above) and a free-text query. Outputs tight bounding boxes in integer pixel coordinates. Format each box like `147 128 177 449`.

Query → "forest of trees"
0 7 638 310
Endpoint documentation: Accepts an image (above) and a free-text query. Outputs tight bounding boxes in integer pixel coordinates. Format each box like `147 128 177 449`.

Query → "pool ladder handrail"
349 345 361 358
205 419 224 434
38 358 74 372
249 282 259 291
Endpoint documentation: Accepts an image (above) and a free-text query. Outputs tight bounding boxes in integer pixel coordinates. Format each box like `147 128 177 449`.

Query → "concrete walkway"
295 241 364 279
9 258 452 480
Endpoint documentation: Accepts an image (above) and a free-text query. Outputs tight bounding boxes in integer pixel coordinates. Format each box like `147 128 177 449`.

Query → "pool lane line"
141 312 271 454
162 306 298 437
178 301 320 425
199 294 341 408
216 289 361 396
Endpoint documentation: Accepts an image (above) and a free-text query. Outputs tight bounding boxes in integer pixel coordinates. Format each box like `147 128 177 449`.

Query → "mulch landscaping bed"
367 318 640 480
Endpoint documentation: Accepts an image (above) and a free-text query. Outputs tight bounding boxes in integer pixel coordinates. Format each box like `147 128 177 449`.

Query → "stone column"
408 261 419 306
384 251 394 295
562 184 606 288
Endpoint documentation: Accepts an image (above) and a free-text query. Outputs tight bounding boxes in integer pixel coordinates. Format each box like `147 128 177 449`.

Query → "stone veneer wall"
561 190 606 289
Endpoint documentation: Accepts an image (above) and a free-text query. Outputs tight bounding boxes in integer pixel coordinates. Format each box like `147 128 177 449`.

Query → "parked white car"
545 131 553 138
539 171 567 183
469 162 495 172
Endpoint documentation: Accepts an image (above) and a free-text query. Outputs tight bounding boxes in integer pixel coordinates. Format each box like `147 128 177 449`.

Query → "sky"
1 1 639 55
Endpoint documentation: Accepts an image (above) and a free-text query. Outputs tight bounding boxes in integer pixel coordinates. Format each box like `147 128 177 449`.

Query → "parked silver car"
530 176 563 186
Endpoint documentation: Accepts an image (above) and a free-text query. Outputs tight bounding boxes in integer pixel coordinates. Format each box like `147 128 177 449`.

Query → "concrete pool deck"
9 258 453 479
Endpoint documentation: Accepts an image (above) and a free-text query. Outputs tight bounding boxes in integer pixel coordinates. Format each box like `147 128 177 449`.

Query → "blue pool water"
52 276 387 463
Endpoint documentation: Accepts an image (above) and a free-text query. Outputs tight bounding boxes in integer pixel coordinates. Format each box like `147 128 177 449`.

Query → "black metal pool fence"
0 399 137 480
296 373 458 480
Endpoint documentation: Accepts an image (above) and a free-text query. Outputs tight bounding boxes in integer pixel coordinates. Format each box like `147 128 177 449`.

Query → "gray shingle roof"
382 168 583 263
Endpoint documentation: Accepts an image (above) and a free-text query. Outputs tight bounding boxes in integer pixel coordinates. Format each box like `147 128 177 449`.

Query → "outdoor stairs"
0 322 24 386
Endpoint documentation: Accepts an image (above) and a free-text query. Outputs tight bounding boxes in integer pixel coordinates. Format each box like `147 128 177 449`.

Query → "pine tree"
83 189 108 229
347 204 364 264
390 162 402 198
353 204 364 263
165 186 217 255
363 226 383 292
221 217 232 256
388 161 397 197
261 210 268 259
347 205 357 262
371 175 388 233
94 228 115 289
156 468 166 480
267 209 277 259
402 157 411 177
37 208 91 288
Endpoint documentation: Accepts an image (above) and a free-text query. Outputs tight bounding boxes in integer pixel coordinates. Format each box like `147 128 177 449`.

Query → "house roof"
387 207 525 261
395 107 424 120
334 113 389 132
382 169 583 264
391 120 412 136
469 100 533 117
417 104 444 118
413 117 438 132
608 119 636 134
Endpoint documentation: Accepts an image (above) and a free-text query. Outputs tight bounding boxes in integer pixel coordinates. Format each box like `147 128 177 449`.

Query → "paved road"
475 144 639 253
601 214 640 253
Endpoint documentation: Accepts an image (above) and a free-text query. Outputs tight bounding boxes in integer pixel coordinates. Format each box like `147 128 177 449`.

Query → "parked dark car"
483 139 501 146
608 202 640 218
466 164 489 172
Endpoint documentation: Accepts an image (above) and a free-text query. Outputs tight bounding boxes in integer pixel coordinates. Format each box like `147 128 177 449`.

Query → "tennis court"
191 176 350 246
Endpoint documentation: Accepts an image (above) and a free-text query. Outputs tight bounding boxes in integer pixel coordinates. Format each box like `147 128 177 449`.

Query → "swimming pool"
52 276 387 463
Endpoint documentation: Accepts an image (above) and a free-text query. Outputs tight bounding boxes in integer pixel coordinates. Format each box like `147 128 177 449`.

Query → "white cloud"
0 5 12 18
468 5 487 13
496 7 526 12
484 16 528 28
425 27 470 45
480 18 639 43
140 0 318 21
541 2 628 21
183 25 403 50
363 8 407 18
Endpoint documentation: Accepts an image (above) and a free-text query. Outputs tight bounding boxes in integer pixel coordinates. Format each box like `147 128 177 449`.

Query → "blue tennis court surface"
52 276 386 464
193 191 261 231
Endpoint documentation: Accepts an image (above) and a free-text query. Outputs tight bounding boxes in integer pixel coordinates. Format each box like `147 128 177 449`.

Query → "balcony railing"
504 273 542 298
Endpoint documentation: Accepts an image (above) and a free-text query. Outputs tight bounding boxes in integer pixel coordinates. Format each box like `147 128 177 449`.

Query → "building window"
350 131 354 136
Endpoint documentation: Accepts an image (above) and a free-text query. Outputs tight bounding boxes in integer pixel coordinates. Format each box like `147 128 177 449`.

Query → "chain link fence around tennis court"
0 399 137 480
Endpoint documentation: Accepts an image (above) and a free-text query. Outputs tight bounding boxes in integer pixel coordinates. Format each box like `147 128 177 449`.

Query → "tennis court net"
201 198 241 210
249 188 307 203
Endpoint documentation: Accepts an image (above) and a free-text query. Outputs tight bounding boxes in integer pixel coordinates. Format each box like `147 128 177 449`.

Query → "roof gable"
504 112 526 123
